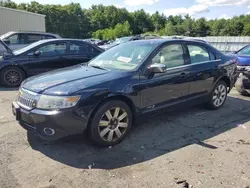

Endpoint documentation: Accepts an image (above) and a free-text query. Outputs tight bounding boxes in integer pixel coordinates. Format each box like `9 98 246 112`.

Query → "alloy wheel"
212 84 227 107
98 107 129 142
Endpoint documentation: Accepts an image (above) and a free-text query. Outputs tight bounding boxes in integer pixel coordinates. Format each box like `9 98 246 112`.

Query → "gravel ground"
0 87 250 188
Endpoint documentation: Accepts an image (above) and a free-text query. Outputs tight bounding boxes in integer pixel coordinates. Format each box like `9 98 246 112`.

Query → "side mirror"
2 52 13 60
3 39 10 45
148 63 166 73
34 50 42 56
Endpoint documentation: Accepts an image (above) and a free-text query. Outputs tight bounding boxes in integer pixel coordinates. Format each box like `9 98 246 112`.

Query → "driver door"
139 43 191 111
27 42 67 75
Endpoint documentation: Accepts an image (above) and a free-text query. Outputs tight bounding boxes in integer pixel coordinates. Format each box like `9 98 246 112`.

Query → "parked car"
0 31 60 53
0 39 103 87
233 44 250 95
12 39 236 146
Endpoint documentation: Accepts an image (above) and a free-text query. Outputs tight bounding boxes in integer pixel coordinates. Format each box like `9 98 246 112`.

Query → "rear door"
185 42 219 96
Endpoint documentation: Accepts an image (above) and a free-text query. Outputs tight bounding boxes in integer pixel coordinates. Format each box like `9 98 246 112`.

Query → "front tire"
0 67 25 87
89 100 132 147
206 80 228 110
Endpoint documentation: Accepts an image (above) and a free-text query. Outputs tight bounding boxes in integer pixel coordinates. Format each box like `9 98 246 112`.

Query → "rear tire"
206 80 228 110
0 67 25 87
89 100 132 147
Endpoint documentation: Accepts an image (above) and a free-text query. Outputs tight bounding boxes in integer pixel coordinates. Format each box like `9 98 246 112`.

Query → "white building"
0 6 45 35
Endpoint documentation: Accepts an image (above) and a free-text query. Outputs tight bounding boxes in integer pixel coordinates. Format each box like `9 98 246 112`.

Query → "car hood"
21 65 117 95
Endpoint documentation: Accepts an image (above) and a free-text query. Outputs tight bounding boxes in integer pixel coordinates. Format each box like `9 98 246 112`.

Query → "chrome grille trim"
17 88 38 110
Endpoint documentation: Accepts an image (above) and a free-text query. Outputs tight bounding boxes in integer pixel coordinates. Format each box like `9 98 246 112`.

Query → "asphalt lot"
0 87 250 188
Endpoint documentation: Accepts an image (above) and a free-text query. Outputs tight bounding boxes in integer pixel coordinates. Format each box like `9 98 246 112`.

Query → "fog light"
43 128 55 136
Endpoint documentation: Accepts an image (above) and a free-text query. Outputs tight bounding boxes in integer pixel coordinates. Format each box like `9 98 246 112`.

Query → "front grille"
17 89 38 110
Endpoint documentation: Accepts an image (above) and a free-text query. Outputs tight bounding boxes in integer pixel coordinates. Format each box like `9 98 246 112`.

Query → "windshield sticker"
117 56 132 63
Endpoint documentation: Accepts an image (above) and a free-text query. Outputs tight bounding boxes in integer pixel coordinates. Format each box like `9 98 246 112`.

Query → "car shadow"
0 87 18 91
27 96 250 170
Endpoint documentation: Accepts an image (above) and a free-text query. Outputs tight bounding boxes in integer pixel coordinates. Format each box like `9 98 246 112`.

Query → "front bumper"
12 101 90 140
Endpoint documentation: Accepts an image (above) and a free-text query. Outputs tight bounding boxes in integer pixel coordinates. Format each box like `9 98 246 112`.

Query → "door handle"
180 72 186 78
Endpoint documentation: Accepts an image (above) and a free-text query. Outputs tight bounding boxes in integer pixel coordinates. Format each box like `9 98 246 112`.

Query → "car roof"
129 38 209 45
3 31 59 37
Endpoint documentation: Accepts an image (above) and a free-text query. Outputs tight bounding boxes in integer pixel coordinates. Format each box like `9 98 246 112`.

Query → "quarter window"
152 44 185 69
37 43 66 56
187 45 210 64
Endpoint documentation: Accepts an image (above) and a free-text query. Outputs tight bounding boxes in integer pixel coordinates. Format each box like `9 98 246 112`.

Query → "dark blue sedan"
0 39 103 87
12 39 236 146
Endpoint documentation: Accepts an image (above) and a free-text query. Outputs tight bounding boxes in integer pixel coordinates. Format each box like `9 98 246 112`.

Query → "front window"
88 42 158 71
238 45 250 56
152 44 185 69
13 40 45 55
37 43 66 56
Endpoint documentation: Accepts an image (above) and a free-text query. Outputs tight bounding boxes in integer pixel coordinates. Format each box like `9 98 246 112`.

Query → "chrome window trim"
166 59 221 71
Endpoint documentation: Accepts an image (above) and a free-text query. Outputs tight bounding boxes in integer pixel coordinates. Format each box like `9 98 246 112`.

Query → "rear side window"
28 34 42 44
69 42 88 54
187 45 210 64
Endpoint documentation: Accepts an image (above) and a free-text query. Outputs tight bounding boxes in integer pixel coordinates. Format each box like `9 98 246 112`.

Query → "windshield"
13 40 45 55
88 41 158 71
114 37 133 45
238 45 250 56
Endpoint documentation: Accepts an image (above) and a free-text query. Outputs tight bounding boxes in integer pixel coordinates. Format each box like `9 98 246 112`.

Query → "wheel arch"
214 76 231 92
0 65 27 77
87 94 137 129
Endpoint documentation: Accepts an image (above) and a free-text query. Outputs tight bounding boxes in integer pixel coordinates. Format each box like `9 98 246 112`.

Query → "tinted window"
37 43 66 56
28 34 42 44
187 45 210 64
152 44 185 69
238 45 250 56
42 35 56 39
69 42 89 54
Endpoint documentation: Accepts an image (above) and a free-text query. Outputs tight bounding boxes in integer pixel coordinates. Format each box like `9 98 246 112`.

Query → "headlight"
36 95 80 110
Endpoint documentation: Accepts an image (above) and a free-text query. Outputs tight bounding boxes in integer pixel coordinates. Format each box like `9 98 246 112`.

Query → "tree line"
1 0 250 40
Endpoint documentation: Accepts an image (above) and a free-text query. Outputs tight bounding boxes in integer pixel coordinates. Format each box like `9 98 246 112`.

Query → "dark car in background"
0 31 61 53
0 39 103 87
12 39 236 146
233 44 250 95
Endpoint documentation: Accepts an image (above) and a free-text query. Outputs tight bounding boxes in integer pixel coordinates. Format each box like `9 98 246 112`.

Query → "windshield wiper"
89 65 108 70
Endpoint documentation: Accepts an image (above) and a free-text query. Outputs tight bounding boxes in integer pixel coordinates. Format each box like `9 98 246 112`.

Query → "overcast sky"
12 0 250 19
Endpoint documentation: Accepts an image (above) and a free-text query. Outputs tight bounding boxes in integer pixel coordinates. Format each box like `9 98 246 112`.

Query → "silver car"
0 31 60 54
